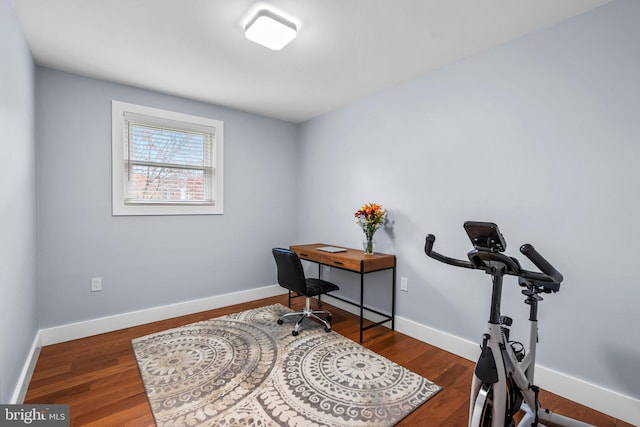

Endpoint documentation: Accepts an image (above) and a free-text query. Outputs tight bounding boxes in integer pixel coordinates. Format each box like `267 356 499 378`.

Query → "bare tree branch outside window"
126 123 214 204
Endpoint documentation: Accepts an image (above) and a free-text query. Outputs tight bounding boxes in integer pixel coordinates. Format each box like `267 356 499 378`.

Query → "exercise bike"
424 221 593 427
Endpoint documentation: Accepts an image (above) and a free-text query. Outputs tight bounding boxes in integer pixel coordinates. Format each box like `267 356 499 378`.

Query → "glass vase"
363 238 376 255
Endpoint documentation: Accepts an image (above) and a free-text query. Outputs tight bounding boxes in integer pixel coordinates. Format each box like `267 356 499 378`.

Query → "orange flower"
355 203 387 238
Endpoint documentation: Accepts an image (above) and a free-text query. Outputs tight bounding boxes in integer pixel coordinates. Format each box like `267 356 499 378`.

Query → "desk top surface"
290 243 395 273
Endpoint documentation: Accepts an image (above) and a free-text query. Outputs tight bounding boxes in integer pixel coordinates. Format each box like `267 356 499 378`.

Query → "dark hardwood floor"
25 295 631 426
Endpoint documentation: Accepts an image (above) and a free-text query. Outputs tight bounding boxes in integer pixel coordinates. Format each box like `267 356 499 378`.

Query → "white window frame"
112 101 224 216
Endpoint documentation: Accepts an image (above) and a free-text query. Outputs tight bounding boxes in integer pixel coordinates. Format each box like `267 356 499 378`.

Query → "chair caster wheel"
277 319 283 325
292 330 299 336
326 315 332 323
325 327 331 333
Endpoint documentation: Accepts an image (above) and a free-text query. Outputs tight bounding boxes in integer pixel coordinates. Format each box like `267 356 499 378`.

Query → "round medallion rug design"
265 333 438 425
132 304 441 426
133 320 277 425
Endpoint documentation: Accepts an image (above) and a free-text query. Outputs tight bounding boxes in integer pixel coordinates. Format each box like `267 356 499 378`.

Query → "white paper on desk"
316 246 347 253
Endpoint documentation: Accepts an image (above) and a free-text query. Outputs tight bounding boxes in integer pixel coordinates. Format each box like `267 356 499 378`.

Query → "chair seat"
304 278 339 297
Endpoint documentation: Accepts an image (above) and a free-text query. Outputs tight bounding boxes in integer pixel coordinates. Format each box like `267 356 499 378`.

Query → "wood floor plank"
25 295 632 426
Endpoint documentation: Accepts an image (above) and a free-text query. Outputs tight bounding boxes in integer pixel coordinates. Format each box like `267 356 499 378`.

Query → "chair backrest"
272 248 308 295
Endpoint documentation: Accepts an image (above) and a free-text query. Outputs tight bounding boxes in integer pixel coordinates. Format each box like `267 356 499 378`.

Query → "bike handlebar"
425 234 475 269
425 234 562 284
519 243 563 283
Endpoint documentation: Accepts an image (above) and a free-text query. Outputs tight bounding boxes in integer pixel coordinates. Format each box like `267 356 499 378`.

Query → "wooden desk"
290 243 396 342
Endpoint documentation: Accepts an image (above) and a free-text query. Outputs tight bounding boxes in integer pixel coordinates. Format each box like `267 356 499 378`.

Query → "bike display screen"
464 221 507 253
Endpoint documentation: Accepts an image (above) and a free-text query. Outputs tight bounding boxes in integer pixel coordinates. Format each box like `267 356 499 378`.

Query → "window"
112 101 223 215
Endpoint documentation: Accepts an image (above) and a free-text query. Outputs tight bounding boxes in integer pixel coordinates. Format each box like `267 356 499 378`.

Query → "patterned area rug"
132 304 441 426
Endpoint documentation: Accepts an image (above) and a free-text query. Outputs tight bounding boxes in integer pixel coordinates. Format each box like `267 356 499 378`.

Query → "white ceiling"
13 0 611 123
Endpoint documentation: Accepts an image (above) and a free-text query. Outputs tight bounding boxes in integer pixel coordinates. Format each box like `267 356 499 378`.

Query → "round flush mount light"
244 9 297 51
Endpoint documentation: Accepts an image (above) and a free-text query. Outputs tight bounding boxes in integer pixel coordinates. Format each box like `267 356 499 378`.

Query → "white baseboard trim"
13 285 285 404
40 284 286 346
394 315 640 426
10 330 42 404
534 365 640 427
18 288 640 425
394 315 480 361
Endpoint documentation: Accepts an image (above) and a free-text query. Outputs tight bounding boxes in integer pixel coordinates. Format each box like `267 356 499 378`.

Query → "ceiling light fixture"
244 9 297 51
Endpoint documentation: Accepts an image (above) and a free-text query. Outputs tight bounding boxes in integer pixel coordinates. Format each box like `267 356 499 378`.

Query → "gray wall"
35 68 298 328
5 0 639 408
0 0 37 403
297 0 639 400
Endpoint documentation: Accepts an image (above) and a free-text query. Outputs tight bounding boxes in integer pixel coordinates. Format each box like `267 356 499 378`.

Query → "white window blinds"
112 101 224 216
123 112 216 205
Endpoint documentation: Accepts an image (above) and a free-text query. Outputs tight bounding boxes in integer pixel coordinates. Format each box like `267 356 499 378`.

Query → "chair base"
278 297 332 336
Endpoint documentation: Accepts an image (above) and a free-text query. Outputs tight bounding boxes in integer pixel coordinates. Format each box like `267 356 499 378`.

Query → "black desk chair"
272 248 340 336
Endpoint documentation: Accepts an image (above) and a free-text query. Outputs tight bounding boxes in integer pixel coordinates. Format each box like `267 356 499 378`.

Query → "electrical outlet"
90 277 102 292
400 277 408 292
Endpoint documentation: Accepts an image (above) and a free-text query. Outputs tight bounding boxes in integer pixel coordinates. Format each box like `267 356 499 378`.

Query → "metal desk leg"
392 265 396 330
318 264 322 306
360 272 364 343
